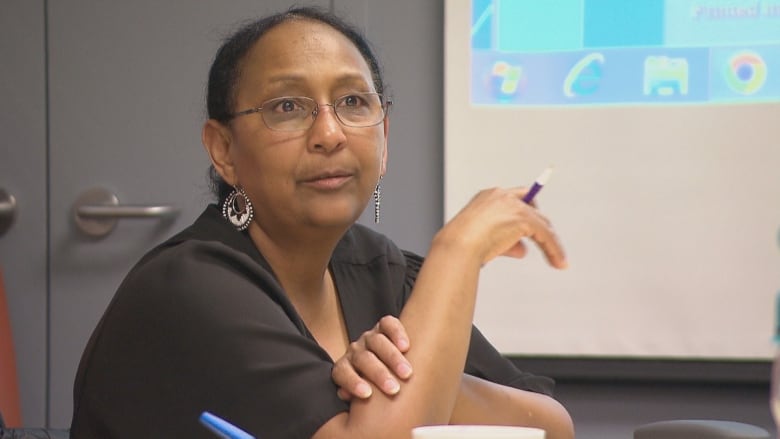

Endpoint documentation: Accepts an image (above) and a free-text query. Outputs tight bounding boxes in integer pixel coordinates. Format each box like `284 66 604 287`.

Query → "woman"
70 6 573 439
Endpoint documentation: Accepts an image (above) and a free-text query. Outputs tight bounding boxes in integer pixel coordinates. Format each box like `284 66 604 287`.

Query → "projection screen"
444 0 780 360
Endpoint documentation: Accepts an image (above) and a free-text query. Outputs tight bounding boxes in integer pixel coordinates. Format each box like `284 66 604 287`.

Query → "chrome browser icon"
563 53 605 97
724 51 767 95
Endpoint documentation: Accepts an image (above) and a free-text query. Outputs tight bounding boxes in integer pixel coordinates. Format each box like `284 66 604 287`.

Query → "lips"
300 169 355 190
301 170 353 182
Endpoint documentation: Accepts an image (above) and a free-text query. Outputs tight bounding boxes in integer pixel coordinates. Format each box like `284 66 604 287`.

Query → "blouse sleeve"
401 250 555 396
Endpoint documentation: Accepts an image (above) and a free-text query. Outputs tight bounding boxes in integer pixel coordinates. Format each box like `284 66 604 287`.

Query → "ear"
380 116 389 176
202 119 237 186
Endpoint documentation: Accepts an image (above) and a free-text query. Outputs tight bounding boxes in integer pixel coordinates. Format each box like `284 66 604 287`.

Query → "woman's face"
224 19 388 233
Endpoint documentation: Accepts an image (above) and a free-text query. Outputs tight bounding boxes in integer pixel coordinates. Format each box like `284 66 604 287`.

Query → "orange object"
0 268 22 426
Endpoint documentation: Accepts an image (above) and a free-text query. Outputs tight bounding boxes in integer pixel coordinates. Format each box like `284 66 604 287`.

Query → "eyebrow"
263 74 305 88
262 72 374 92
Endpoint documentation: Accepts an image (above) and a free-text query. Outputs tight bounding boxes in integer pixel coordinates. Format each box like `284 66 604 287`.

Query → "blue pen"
522 166 553 204
199 411 255 439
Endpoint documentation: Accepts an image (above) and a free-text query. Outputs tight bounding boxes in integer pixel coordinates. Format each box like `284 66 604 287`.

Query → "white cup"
412 425 545 439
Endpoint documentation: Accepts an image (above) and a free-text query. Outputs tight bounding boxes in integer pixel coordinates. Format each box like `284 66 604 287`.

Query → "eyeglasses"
229 92 391 131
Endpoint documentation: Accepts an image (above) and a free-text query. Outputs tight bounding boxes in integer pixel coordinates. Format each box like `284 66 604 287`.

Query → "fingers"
376 315 410 353
501 240 528 260
512 199 567 269
512 190 566 268
337 387 353 402
350 344 402 395
332 354 373 400
459 186 566 269
527 222 567 269
368 319 413 379
331 316 414 400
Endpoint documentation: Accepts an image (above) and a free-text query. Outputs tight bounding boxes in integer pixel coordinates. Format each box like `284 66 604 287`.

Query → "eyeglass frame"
227 92 392 131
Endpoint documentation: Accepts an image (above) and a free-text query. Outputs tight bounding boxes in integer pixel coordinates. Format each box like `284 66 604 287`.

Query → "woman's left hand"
332 315 413 401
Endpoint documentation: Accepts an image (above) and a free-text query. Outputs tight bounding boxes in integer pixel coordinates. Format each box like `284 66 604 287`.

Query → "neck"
247 221 347 302
248 222 350 356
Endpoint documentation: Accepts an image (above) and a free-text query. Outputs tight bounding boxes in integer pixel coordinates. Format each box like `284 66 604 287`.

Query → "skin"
202 18 574 439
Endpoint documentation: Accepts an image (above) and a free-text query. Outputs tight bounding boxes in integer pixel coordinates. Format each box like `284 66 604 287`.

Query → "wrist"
430 230 484 268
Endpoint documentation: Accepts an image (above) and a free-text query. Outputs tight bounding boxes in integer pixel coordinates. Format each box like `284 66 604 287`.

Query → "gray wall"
1 0 48 427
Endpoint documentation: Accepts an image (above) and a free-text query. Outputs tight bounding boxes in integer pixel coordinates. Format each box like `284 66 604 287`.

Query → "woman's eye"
340 95 370 109
344 96 360 106
275 99 299 112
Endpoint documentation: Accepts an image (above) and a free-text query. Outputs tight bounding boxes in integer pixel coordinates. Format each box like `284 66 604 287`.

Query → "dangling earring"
373 177 383 224
222 186 254 231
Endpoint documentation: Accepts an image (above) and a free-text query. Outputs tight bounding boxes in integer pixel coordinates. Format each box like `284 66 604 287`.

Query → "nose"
308 103 346 151
311 103 334 119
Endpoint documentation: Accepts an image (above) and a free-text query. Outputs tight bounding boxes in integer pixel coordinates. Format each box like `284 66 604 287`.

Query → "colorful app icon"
489 61 526 101
563 53 605 97
643 56 689 96
724 51 767 95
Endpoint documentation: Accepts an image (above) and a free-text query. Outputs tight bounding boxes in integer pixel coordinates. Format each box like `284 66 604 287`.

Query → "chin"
302 197 368 228
305 208 363 229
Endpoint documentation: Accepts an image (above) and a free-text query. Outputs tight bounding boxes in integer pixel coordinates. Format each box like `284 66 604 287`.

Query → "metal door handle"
73 187 179 237
0 188 17 237
77 204 178 218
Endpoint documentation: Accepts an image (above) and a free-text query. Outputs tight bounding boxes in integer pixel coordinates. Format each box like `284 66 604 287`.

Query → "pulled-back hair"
205 6 387 202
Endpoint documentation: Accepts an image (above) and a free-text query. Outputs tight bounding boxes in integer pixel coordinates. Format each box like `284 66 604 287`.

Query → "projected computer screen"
445 0 780 361
470 0 780 106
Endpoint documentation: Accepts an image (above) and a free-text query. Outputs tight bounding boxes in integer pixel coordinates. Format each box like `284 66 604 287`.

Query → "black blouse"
70 205 553 439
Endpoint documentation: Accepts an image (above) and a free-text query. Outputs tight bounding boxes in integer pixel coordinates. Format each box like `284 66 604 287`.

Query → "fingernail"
398 338 409 350
397 362 412 379
383 379 400 394
356 382 372 398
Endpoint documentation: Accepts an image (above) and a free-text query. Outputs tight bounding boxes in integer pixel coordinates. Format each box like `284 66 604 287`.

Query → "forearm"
451 374 575 439
316 187 569 439
395 238 484 417
320 238 485 438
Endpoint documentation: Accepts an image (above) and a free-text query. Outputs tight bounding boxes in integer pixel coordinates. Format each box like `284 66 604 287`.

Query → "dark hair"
206 6 387 202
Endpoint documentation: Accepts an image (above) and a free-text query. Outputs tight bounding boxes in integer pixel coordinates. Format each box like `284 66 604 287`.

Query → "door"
46 0 327 427
0 0 47 427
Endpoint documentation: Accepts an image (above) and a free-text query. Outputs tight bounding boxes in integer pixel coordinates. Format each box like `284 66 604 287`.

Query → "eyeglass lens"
261 93 386 131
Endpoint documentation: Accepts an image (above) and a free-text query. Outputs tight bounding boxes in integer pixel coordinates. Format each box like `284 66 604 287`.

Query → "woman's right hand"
436 187 567 269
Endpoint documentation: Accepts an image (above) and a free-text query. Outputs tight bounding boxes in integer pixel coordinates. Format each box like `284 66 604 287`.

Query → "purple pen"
522 166 553 204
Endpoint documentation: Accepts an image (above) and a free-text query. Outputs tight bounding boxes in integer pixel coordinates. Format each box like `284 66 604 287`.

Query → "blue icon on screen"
643 56 689 96
563 53 605 97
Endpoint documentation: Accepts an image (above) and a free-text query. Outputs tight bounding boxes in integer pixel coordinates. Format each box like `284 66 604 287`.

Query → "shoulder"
333 223 401 264
109 207 293 329
333 223 423 268
331 224 425 309
129 204 274 290
112 238 292 336
129 238 272 293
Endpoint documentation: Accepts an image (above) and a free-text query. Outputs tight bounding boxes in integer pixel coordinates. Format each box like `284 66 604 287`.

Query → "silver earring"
222 186 254 231
373 178 382 224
